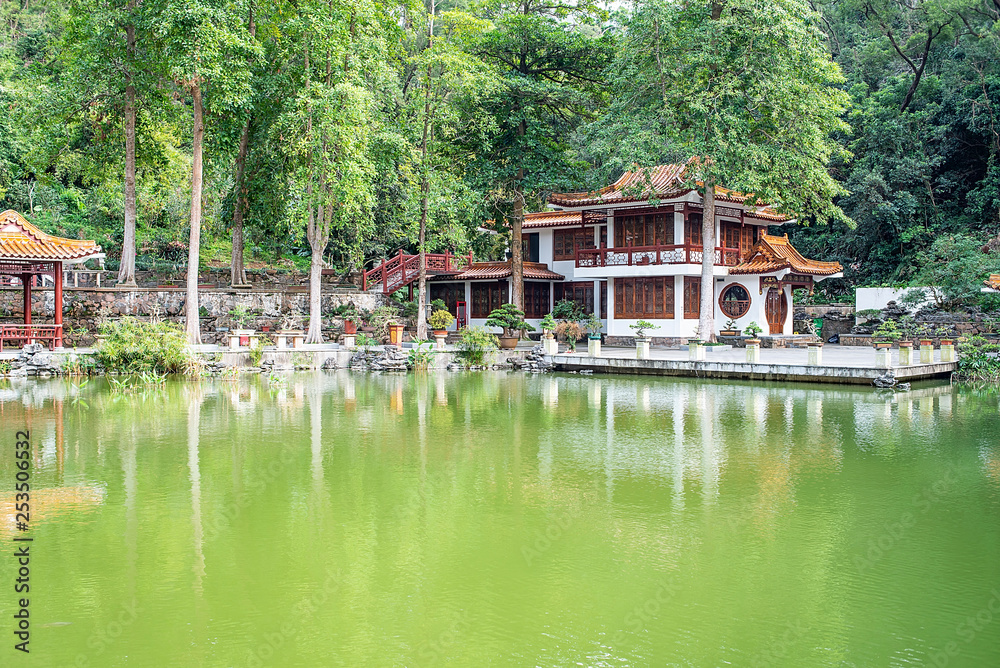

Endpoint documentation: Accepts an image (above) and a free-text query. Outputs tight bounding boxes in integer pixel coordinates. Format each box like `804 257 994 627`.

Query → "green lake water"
1 372 1000 667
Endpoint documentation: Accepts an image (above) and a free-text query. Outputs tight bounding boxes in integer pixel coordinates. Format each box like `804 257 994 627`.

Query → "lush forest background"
1 0 998 295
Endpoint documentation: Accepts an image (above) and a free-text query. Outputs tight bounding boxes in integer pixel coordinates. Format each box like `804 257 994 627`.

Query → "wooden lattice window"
614 277 674 319
553 228 595 261
685 214 703 247
471 281 506 318
683 276 700 319
614 213 673 247
719 283 751 318
554 281 595 315
523 281 550 318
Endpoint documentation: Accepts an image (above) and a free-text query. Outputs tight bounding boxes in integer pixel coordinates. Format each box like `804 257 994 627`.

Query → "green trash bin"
812 317 823 339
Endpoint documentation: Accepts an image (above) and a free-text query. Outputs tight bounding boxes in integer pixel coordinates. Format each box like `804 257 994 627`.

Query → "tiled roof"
523 210 583 229
0 210 103 262
548 160 793 222
729 234 842 276
442 261 564 281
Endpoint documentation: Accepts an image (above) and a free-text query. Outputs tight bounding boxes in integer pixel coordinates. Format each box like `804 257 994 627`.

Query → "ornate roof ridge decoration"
985 274 1000 291
548 160 793 222
440 260 565 281
729 233 842 276
0 210 103 262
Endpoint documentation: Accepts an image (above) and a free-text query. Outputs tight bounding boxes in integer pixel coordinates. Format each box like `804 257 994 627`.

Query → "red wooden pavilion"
0 210 103 349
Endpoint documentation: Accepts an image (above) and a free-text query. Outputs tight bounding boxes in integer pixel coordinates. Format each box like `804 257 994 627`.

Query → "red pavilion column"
22 273 31 325
54 261 63 347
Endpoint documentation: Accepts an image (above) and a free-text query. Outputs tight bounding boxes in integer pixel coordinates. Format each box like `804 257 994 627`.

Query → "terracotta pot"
433 330 447 338
499 337 519 350
940 339 953 345
344 320 357 335
899 341 913 348
720 330 741 337
875 342 892 349
920 339 933 346
746 338 761 345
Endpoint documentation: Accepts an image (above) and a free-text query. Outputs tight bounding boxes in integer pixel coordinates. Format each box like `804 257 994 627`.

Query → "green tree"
595 0 850 339
157 0 258 343
470 0 613 309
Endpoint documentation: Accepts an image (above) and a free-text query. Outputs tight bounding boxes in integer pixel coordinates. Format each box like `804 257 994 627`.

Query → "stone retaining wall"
0 287 384 346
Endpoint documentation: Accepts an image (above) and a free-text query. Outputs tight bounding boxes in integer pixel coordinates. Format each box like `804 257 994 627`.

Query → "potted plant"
583 313 603 356
720 318 741 337
630 320 659 359
554 321 584 352
229 305 256 346
331 303 359 334
485 303 535 349
539 313 556 339
873 319 901 348
428 307 455 337
744 320 763 342
276 315 305 349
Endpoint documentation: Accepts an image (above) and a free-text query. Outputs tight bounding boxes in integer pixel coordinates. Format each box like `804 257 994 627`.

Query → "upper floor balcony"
576 244 743 268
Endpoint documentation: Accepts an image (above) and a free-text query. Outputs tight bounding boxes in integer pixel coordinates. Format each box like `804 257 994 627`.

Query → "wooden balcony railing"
576 245 743 268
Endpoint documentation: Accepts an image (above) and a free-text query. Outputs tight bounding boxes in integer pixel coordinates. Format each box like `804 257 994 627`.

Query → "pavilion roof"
985 275 1000 291
440 261 565 281
0 210 103 263
729 234 842 276
523 210 583 229
548 160 793 222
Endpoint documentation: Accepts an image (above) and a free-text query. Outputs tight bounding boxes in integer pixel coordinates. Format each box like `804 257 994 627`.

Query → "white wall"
856 286 939 318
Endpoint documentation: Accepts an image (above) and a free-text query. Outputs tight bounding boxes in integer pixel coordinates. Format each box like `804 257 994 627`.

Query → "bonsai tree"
331 302 358 321
485 303 535 338
431 298 448 312
629 320 659 339
873 319 901 343
584 313 603 338
229 305 256 330
428 308 455 332
722 318 740 333
280 315 303 332
744 321 763 339
539 313 557 336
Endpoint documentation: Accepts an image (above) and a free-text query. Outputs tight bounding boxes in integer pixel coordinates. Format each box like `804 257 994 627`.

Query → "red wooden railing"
0 324 62 351
363 249 473 293
576 245 743 268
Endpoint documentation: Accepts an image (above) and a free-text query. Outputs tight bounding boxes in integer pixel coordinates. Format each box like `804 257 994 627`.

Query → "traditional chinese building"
0 210 103 349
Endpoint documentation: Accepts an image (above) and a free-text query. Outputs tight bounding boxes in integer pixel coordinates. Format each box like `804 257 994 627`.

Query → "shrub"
485 303 535 338
553 299 585 322
539 313 556 332
956 335 1000 382
554 321 584 351
431 299 448 312
428 308 455 330
95 317 192 374
229 305 256 329
454 327 499 367
368 305 400 342
912 235 997 310
406 340 436 370
248 338 265 366
744 321 763 338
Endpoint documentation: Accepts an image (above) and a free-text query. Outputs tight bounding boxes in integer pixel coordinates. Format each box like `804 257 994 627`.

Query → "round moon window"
719 284 751 319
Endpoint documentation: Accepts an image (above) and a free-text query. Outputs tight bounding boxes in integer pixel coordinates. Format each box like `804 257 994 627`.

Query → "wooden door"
683 276 700 319
765 287 787 335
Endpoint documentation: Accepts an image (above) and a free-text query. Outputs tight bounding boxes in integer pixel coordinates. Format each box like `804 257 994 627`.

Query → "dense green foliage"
454 326 499 366
95 316 192 373
1 0 998 289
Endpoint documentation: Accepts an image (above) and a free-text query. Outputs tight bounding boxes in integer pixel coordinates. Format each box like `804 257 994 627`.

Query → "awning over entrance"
0 210 104 349
729 234 842 277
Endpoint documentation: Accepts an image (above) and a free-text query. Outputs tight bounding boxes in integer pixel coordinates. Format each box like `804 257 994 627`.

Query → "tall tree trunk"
230 117 251 287
185 83 204 345
118 11 137 288
417 173 429 340
306 243 324 343
230 6 255 288
510 119 526 310
698 182 716 342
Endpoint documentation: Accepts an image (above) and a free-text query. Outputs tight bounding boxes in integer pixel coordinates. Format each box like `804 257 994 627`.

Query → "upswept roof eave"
0 210 103 262
729 234 842 276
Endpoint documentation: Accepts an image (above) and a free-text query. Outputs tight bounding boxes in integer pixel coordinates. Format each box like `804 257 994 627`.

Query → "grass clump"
95 317 192 374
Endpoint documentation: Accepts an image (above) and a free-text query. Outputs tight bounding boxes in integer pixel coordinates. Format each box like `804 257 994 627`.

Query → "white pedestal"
292 335 305 349
543 337 558 355
746 343 760 363
276 335 288 350
688 341 704 361
898 345 913 366
587 338 601 357
228 334 242 351
342 334 355 349
807 345 822 366
636 339 650 360
940 344 955 362
920 344 934 364
875 347 892 369
434 334 447 351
